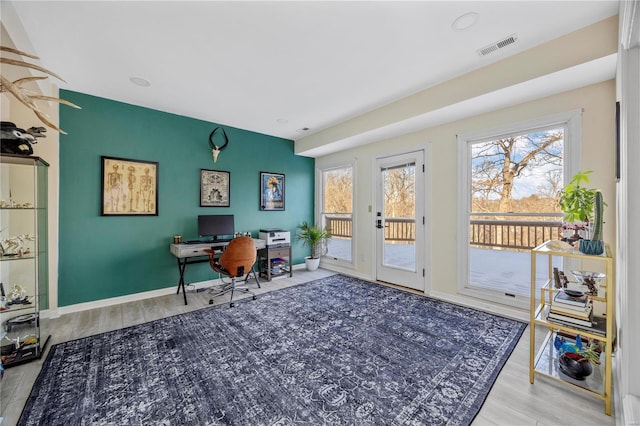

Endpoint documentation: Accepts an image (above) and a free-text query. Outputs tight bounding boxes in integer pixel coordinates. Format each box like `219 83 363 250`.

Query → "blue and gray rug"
20 275 526 425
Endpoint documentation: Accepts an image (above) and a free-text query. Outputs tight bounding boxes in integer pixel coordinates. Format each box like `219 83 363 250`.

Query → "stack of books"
546 291 606 336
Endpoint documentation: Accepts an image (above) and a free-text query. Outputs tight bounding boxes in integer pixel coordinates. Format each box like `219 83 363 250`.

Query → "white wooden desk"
170 238 266 305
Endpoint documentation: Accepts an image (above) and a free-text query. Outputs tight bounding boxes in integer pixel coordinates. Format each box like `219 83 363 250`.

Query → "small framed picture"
260 171 285 211
101 156 158 216
200 169 230 207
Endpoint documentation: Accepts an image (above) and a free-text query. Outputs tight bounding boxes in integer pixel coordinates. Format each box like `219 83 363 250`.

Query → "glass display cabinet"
0 154 50 368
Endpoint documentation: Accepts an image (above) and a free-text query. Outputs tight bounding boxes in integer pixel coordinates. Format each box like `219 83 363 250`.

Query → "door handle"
376 219 383 229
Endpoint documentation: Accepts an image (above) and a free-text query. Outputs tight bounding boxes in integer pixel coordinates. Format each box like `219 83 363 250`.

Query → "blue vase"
579 240 604 255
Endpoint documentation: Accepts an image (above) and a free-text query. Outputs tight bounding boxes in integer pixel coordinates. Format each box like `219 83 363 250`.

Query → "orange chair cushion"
208 237 256 277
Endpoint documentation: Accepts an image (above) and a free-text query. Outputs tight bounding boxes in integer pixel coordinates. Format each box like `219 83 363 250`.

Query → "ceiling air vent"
477 34 518 56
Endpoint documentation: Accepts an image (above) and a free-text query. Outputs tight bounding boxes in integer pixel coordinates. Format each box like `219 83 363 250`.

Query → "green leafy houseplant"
296 221 331 259
558 171 596 224
557 171 605 254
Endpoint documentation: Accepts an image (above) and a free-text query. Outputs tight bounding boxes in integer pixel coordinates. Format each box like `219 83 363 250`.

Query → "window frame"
317 160 356 268
456 109 581 308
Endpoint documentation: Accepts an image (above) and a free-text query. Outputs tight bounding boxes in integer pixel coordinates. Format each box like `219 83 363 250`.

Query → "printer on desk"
259 229 290 248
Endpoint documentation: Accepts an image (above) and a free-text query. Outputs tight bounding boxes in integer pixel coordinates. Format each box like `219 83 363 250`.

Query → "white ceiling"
8 1 619 142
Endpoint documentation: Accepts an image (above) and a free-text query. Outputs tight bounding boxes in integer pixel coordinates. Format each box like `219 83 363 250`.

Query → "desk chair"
204 237 260 307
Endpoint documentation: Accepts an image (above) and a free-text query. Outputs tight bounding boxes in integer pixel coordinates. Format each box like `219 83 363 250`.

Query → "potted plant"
296 221 331 271
557 170 605 255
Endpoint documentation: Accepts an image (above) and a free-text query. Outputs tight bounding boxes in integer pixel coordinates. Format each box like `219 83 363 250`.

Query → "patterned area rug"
20 275 525 425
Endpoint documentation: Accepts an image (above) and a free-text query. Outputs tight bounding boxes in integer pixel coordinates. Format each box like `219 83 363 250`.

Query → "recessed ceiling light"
129 76 151 87
452 12 479 32
276 118 289 124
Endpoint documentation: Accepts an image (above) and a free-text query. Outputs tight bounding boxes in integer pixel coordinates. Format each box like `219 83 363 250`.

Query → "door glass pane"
382 163 415 271
469 127 564 295
322 166 352 262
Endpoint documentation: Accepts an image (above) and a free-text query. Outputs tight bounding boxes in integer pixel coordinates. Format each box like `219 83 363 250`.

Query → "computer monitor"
197 214 235 241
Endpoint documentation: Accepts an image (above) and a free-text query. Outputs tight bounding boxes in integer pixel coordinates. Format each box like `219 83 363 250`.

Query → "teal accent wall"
58 90 314 307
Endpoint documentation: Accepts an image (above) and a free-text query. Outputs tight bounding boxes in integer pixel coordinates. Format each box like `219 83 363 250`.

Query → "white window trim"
456 109 582 308
317 160 356 269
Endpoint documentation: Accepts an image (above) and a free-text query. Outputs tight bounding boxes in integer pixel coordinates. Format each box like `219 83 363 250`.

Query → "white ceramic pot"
305 257 320 271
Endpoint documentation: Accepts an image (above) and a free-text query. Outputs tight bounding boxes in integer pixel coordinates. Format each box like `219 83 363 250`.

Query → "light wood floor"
0 269 616 425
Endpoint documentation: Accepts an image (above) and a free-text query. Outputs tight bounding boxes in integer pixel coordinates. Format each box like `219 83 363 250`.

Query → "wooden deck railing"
325 215 352 239
325 216 415 242
469 217 562 250
325 214 562 250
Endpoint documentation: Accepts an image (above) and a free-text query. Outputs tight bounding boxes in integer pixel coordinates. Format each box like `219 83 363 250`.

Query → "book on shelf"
546 314 607 336
553 291 589 307
550 302 592 319
547 311 593 327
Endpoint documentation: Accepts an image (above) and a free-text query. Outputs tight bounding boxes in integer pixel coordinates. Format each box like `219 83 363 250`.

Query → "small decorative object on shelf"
571 270 605 296
579 189 605 255
6 284 29 305
554 333 601 380
0 121 47 156
553 269 569 288
0 233 35 257
558 352 593 380
530 240 614 415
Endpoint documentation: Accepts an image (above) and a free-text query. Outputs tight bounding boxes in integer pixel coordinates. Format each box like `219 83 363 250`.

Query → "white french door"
374 151 425 291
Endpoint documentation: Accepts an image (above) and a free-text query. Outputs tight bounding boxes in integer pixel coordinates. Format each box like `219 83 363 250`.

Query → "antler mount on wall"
208 127 229 163
0 45 80 134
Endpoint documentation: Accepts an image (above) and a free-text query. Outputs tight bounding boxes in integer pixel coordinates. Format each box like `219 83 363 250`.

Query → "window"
319 163 354 264
457 110 581 307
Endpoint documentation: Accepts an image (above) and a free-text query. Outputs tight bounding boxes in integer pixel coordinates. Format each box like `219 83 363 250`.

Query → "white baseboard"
47 264 308 317
320 264 370 281
622 394 640 426
291 263 306 271
428 289 529 322
45 263 527 323
53 278 221 316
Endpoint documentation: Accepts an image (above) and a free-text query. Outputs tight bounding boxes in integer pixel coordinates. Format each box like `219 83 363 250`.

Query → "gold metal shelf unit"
529 240 615 415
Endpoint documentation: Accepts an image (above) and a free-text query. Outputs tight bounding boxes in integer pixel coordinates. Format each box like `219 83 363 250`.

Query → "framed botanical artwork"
101 156 158 216
200 169 230 207
260 172 285 211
